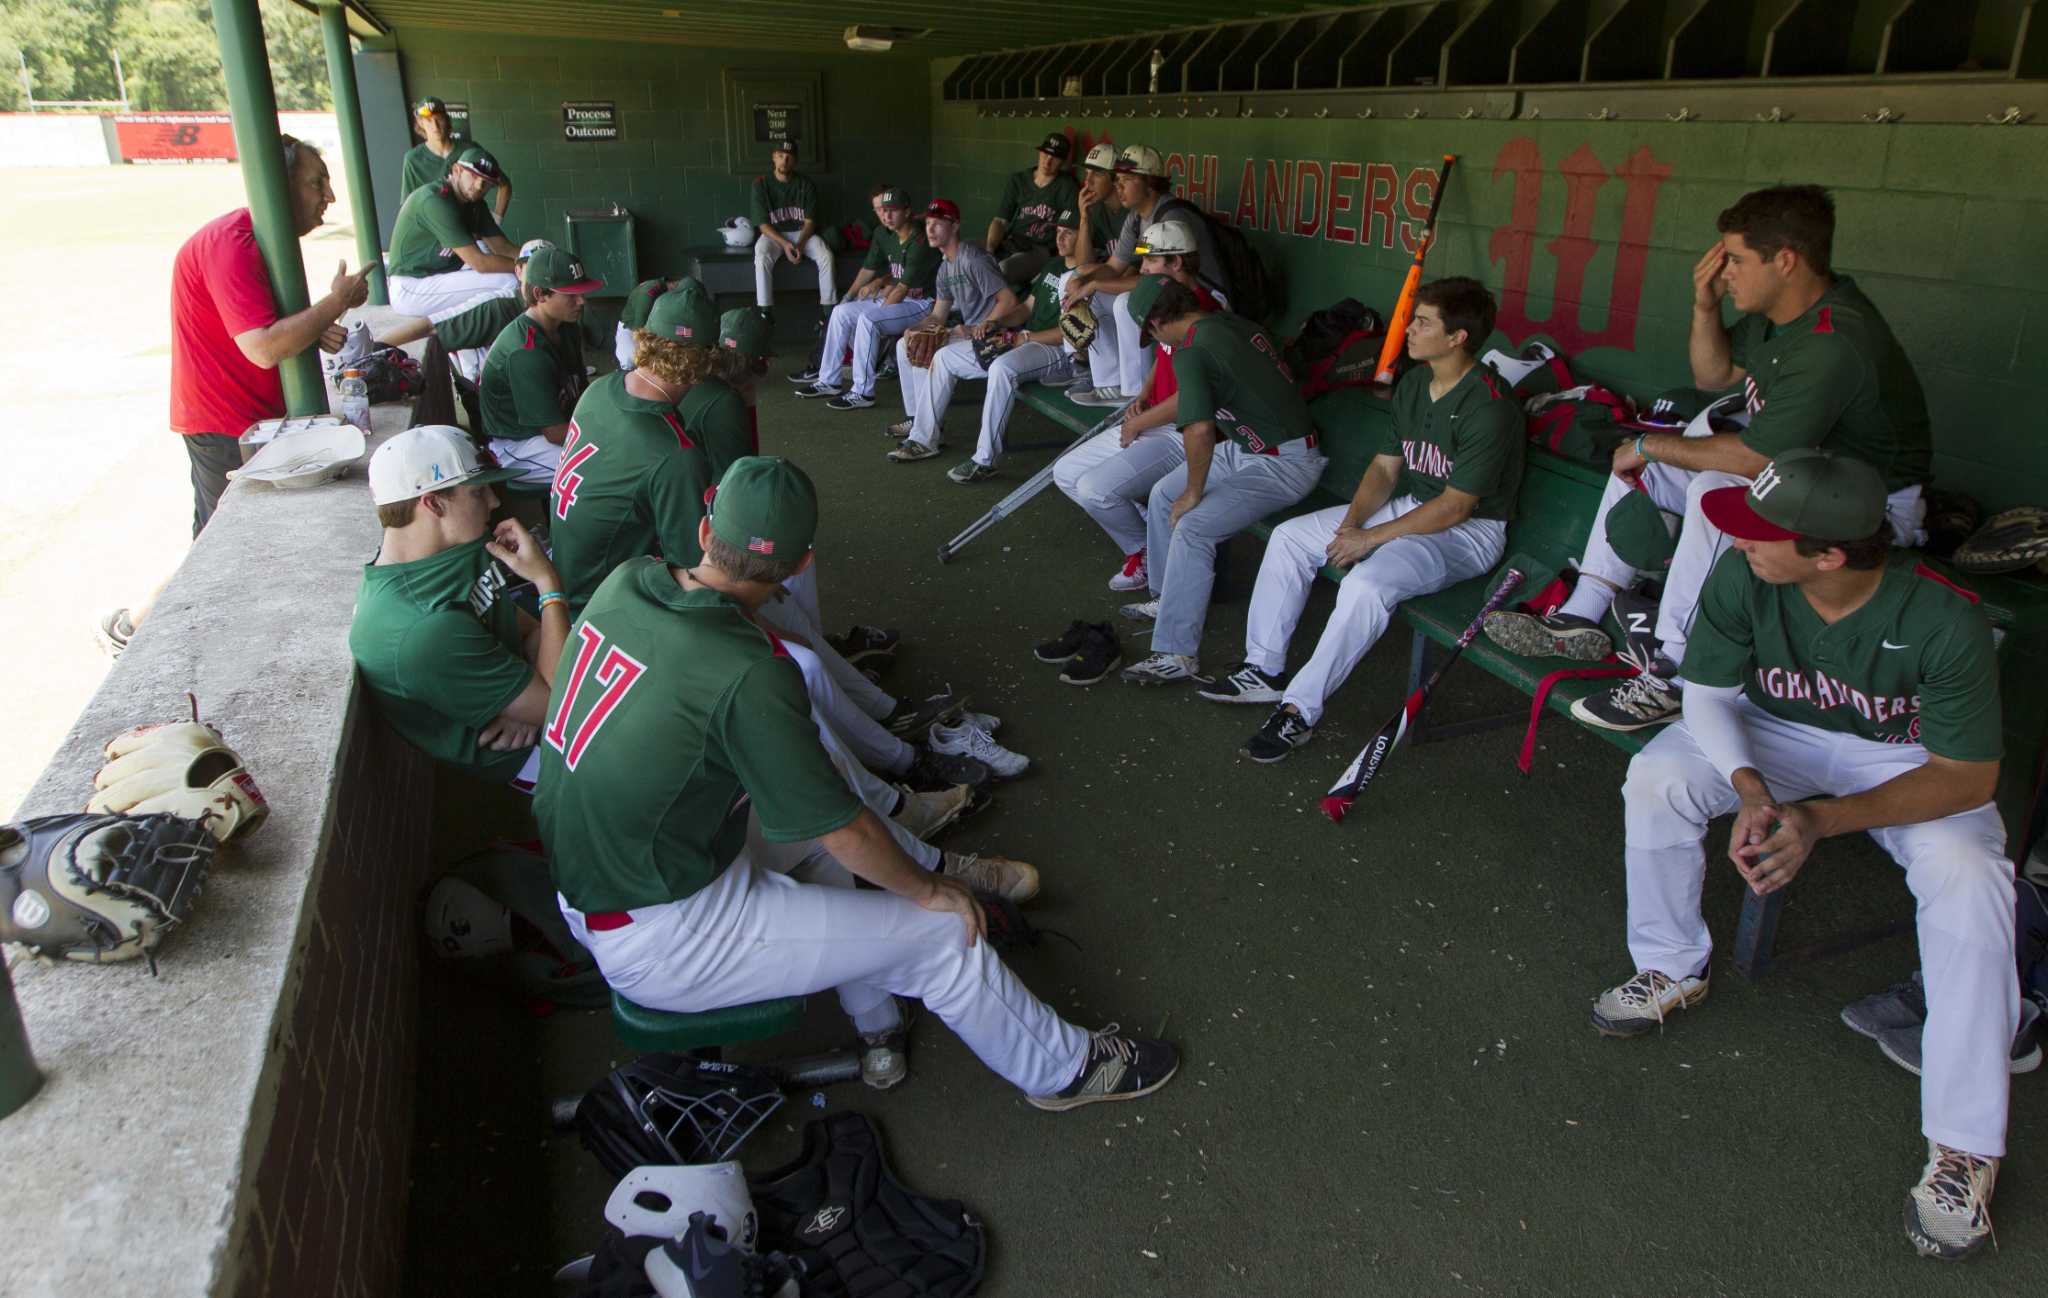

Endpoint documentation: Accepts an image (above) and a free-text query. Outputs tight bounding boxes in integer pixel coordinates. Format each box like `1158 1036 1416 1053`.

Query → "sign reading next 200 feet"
562 102 618 142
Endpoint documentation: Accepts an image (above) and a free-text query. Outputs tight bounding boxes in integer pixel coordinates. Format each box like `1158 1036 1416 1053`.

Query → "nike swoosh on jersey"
1881 640 1911 650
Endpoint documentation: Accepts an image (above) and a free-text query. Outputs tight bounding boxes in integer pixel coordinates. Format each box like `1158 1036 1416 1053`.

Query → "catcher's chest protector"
751 1113 985 1298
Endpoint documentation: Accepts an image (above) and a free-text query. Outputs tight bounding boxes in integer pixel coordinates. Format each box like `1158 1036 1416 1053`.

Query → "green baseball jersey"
860 225 940 295
749 173 821 233
433 293 522 352
1727 276 1932 492
1683 550 2001 761
348 539 532 782
399 142 510 199
535 560 863 912
996 167 1080 252
480 313 578 442
1024 263 1071 334
551 373 716 610
678 379 751 481
388 182 504 278
1174 315 1314 453
1381 362 1525 521
619 278 667 331
1082 199 1122 263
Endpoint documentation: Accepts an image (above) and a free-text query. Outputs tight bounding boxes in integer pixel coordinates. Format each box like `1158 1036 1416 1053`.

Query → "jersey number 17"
544 621 646 771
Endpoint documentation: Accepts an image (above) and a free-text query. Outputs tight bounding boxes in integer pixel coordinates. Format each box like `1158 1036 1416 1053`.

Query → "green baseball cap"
1055 205 1080 230
412 95 448 118
1604 489 1678 570
708 457 817 560
453 145 502 185
1125 273 1177 329
644 289 719 346
523 245 603 293
1702 448 1888 543
876 186 912 209
719 307 774 359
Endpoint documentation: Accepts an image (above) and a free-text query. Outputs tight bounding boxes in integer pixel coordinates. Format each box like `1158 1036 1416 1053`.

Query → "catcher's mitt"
0 812 214 965
86 704 268 844
1058 300 1099 354
904 327 948 369
971 329 1019 370
1952 505 2048 575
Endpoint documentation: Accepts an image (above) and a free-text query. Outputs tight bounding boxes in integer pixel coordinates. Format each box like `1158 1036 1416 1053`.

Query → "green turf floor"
406 357 2048 1297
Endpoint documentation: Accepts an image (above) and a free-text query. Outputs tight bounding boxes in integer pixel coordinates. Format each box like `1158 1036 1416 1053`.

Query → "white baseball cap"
1114 144 1166 178
1083 142 1118 172
518 237 555 261
1134 219 1198 256
368 425 522 506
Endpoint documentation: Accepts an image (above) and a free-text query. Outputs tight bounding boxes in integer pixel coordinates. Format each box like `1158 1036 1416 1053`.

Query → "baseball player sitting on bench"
1484 184 1933 735
1587 449 2013 1263
750 138 835 317
477 246 602 484
548 290 1003 794
348 426 565 791
886 199 1019 462
934 205 1087 484
1201 278 1523 763
399 96 515 224
791 184 938 411
1053 219 1225 594
538 456 1180 1105
1071 142 1125 270
336 238 555 387
1117 275 1326 686
385 146 520 319
1058 145 1228 408
983 132 1079 285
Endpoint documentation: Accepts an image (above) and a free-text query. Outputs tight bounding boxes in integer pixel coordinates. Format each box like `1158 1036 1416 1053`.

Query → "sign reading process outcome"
563 101 619 142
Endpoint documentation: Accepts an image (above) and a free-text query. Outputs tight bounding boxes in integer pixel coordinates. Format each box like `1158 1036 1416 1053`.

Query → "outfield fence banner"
112 113 237 164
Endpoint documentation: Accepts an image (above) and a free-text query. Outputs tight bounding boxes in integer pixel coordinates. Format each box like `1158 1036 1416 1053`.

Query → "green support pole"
0 959 42 1120
211 0 326 416
318 1 387 307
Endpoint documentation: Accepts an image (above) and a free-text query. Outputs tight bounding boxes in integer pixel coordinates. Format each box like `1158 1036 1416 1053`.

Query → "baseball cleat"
885 688 967 736
1068 385 1129 408
826 393 875 410
1589 968 1709 1036
1198 662 1286 705
1120 652 1199 686
928 718 1030 780
1875 994 2044 1077
876 357 898 380
885 418 914 439
947 459 998 484
1034 620 1093 663
944 851 1040 903
792 384 841 400
94 607 135 660
1109 549 1149 592
887 440 941 462
1060 626 1122 685
1840 972 1926 1041
906 745 992 791
1117 599 1160 622
787 367 824 386
1027 1024 1179 1112
959 710 1002 734
891 783 973 840
828 623 899 664
1243 706 1313 762
1571 655 1682 732
1611 586 1663 662
1483 609 1611 660
1905 1142 1998 1261
859 998 916 1091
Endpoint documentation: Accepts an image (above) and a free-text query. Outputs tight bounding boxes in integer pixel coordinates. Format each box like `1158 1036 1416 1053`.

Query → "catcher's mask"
576 1053 785 1177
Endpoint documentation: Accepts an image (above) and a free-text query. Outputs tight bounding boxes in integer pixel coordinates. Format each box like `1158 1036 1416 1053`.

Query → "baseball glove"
971 329 1019 370
1922 488 1982 560
1952 505 2048 574
1058 301 1099 354
904 327 948 369
0 812 214 965
85 707 268 844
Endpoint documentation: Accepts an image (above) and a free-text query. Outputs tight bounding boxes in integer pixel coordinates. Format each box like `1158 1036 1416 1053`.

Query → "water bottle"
337 368 370 429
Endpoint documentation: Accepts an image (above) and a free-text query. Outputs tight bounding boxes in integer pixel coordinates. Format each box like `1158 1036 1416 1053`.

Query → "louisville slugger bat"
937 407 1125 564
1321 567 1523 824
1372 153 1458 385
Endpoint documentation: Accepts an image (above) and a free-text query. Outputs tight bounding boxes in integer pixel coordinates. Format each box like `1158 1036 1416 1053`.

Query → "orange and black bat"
1373 154 1459 385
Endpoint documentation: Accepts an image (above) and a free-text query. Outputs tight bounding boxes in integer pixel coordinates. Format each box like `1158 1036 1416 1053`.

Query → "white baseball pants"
390 267 519 318
757 593 899 733
559 817 1090 1096
1245 499 1505 725
486 435 561 485
969 341 1078 468
1084 289 1152 396
1145 441 1327 658
1623 701 2014 1157
613 322 636 373
815 299 927 399
900 338 986 450
1560 464 1929 667
779 638 916 783
1053 423 1187 557
754 233 837 308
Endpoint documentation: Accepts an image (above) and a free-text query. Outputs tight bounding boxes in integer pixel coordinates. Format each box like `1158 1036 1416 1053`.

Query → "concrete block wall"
389 34 934 280
930 67 2048 515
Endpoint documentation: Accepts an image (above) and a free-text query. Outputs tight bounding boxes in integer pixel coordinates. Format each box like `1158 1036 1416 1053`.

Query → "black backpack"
1155 197 1282 326
1285 298 1386 398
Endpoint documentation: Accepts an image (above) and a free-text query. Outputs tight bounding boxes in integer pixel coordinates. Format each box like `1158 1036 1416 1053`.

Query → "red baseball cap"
923 198 961 223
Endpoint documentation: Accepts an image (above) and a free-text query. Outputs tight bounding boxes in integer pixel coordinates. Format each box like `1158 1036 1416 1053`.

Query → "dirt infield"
0 164 362 816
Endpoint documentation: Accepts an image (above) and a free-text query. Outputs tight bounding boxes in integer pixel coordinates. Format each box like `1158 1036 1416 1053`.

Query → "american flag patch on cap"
748 537 775 554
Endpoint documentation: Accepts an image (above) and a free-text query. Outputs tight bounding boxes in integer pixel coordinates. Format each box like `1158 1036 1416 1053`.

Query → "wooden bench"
1014 379 2048 977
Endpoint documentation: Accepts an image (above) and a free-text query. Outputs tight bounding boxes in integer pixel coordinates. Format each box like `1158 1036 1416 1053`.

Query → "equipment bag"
1285 298 1387 399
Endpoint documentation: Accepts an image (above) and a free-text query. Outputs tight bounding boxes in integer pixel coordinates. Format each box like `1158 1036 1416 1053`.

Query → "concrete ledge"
0 394 430 1298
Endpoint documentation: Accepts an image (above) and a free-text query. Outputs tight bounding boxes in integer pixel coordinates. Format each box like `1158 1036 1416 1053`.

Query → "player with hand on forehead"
1203 279 1523 764
1053 219 1223 594
1586 449 2014 1261
538 457 1179 1105
1117 275 1326 686
386 145 521 318
750 139 835 316
1485 184 1933 736
792 184 938 410
400 96 515 224
886 200 1020 461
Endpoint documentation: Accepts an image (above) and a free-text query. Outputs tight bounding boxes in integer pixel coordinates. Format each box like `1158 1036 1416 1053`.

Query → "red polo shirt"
170 209 284 436
1143 282 1221 407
